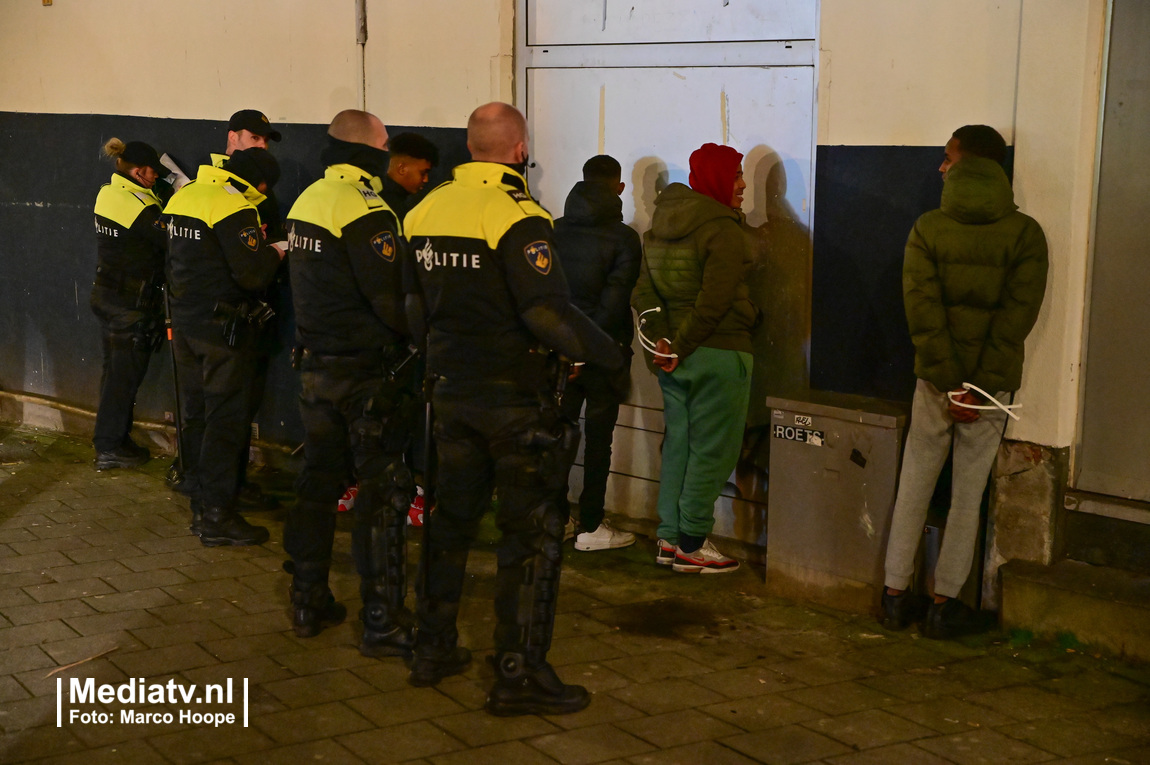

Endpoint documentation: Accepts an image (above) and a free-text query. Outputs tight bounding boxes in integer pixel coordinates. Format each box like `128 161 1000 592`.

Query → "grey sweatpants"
884 379 1007 598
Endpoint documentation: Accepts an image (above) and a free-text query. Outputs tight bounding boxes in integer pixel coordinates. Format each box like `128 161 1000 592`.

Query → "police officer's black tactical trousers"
93 324 155 453
417 381 575 668
170 323 257 510
284 357 416 650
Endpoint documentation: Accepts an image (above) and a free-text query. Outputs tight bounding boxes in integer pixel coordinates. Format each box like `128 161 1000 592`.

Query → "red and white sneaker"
408 486 428 526
337 485 358 513
672 539 740 574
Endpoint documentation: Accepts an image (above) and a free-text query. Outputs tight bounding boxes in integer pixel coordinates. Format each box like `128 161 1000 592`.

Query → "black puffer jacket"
553 181 642 346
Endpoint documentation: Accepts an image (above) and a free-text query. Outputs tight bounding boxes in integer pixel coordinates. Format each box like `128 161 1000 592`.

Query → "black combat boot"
94 444 149 471
189 499 204 537
359 578 416 658
290 561 347 638
485 652 590 716
879 588 929 631
198 505 270 547
408 600 471 686
354 469 417 657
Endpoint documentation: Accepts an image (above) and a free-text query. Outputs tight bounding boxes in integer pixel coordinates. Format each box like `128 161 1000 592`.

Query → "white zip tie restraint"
636 307 678 358
947 382 1022 422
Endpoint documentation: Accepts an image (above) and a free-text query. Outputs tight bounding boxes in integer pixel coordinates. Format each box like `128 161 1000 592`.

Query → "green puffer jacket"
631 183 758 361
904 157 1048 394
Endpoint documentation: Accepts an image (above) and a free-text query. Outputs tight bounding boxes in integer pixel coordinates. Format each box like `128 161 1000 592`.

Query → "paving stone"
1078 702 1150 740
64 608 164 636
200 633 306 665
549 636 628 666
109 642 218 677
119 550 203 572
674 643 789 671
39 629 143 666
842 642 953 673
434 708 560 747
1039 670 1150 708
0 675 31 704
803 708 935 749
0 550 74 573
0 587 36 609
996 715 1143 758
83 587 179 613
552 661 633 694
102 567 192 593
552 611 614 639
346 686 467 726
64 543 147 564
885 696 1018 734
529 722 655 765
769 656 876 687
780 680 901 716
43 559 132 583
429 739 561 765
617 708 743 748
233 738 368 765
753 630 854 661
176 558 270 582
943 656 1043 692
602 651 712 684
131 620 235 649
0 724 84 761
608 678 726 715
626 740 761 765
0 644 55 675
0 692 60 732
348 658 419 693
272 643 380 675
9 535 93 555
914 728 1058 764
262 669 378 709
824 742 956 765
700 693 824 732
695 664 808 699
859 668 972 703
211 610 293 639
149 598 247 624
182 656 295 689
24 578 116 604
252 700 374 745
27 737 166 765
540 694 646 730
160 578 260 604
338 719 464 762
722 722 853 765
966 684 1092 721
147 724 274 765
29 521 113 540
0 527 38 544
0 618 78 650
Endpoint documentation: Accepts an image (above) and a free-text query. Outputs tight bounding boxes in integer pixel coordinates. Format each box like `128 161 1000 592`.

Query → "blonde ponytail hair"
103 137 134 174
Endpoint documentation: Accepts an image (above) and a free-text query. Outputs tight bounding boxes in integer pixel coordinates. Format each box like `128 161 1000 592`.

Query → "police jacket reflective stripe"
91 173 167 329
288 163 407 355
164 165 280 325
211 152 284 240
404 162 558 382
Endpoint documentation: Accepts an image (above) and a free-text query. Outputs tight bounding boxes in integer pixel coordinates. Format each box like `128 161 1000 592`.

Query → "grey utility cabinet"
765 391 909 613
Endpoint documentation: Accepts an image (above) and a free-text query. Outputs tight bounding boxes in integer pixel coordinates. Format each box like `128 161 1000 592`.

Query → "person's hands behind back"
654 338 679 373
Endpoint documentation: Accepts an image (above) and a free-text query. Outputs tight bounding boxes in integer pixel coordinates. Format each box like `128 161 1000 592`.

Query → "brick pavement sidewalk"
0 425 1148 765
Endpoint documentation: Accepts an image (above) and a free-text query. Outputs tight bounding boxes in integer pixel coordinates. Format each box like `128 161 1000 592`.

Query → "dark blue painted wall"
0 111 468 445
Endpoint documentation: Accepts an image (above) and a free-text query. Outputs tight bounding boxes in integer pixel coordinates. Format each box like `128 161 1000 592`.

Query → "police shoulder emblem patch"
507 189 530 203
371 231 396 262
524 240 552 275
239 227 261 252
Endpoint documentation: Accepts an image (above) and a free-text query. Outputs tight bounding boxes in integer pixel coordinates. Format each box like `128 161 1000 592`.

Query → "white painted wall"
0 0 511 128
818 0 1106 450
365 0 513 127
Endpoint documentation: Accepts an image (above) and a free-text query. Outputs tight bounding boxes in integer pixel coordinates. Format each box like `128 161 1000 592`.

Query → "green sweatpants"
655 346 753 542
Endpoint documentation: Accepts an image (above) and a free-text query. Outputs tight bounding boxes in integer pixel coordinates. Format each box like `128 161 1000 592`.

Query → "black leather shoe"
408 646 472 687
166 461 193 495
293 591 347 638
879 589 929 631
485 654 590 717
94 445 149 471
198 508 270 547
921 597 988 640
360 621 416 658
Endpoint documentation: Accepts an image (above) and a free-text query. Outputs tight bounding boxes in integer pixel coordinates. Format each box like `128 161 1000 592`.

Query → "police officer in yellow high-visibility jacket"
283 110 418 657
164 148 284 547
404 102 622 716
91 138 171 471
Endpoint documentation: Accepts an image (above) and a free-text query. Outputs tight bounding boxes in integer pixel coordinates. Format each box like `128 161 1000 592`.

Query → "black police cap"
228 109 282 142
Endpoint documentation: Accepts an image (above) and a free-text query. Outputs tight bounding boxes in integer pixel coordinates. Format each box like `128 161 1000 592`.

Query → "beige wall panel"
365 0 514 128
1009 0 1106 448
818 0 1021 146
0 0 360 123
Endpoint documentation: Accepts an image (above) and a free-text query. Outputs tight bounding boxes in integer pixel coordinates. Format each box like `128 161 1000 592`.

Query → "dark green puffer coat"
904 157 1048 393
631 183 758 360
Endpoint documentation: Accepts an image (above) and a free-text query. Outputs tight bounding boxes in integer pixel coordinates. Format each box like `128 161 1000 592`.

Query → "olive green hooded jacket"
904 157 1048 393
631 183 758 361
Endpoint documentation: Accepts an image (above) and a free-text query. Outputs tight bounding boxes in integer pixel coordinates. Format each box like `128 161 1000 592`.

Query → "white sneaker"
672 539 740 574
563 518 576 542
574 520 636 551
